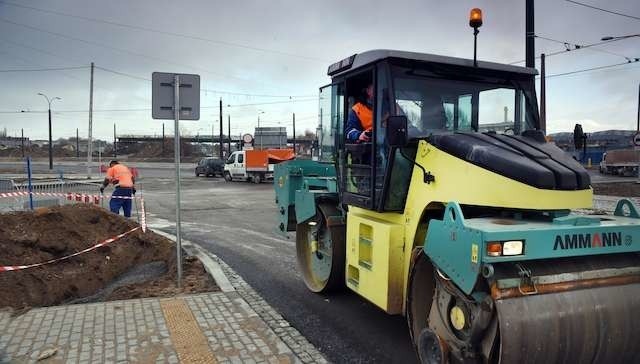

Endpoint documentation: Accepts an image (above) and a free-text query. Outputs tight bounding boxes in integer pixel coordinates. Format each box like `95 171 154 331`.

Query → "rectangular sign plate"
152 72 200 120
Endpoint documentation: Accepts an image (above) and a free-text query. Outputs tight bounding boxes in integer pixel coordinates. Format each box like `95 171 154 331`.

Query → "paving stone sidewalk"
0 244 327 364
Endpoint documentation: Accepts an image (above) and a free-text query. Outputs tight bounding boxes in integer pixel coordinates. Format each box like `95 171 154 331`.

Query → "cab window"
238 154 244 163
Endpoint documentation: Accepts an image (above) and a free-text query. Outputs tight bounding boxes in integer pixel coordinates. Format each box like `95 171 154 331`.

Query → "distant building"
0 136 30 148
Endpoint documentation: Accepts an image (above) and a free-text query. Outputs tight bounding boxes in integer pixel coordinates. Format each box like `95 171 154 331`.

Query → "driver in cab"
345 83 373 143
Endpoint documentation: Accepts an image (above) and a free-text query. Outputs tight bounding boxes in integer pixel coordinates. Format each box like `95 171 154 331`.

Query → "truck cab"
224 151 250 181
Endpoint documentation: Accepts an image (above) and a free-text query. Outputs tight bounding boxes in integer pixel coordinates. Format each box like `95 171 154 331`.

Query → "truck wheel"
296 203 345 293
253 173 262 184
223 172 232 182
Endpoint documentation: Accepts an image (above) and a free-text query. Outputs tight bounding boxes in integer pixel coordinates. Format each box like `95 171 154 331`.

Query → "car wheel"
195 171 200 177
224 171 232 182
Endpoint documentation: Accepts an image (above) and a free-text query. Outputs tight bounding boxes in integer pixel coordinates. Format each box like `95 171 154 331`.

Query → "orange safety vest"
106 164 134 187
352 102 373 131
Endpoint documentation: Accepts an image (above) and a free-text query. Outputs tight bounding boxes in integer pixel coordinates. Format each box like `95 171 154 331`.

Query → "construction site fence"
0 178 103 212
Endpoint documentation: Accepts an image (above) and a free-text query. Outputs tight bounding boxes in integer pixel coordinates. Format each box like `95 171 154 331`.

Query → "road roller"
274 48 640 363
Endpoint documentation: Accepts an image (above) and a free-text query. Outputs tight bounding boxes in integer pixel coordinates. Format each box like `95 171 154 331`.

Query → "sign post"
152 72 200 288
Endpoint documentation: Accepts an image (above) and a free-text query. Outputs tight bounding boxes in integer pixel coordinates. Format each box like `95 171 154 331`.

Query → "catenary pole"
219 98 223 158
87 62 94 178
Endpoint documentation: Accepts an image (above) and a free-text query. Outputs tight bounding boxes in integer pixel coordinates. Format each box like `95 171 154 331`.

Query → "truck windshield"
391 66 539 138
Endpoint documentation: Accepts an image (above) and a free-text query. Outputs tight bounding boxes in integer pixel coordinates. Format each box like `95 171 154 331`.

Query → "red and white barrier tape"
0 227 140 272
0 191 140 200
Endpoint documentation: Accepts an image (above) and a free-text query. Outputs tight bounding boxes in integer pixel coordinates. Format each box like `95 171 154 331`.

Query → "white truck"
223 149 294 183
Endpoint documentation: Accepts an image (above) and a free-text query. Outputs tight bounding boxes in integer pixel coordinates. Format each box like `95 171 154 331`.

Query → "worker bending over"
100 160 136 217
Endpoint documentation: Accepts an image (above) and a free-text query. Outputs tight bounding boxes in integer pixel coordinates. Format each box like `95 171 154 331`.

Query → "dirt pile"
0 204 217 310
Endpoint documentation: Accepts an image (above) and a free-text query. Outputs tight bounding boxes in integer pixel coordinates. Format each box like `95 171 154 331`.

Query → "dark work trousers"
110 187 132 217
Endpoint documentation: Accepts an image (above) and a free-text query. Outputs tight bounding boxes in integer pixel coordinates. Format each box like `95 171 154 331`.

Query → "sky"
0 0 638 141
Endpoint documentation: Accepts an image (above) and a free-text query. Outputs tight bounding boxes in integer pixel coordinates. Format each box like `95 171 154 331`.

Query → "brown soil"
592 182 640 197
0 204 217 311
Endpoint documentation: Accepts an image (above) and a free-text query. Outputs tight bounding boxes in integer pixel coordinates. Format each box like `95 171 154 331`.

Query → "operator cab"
317 49 571 212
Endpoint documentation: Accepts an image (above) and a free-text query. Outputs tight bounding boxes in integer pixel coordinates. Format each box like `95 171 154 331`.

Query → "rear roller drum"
295 204 345 293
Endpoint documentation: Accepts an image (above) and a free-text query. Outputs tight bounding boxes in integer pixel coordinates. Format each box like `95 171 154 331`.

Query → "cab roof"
327 49 538 77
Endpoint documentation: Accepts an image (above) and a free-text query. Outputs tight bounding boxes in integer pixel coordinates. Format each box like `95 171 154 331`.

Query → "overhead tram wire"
535 35 638 61
0 0 328 63
3 98 318 114
0 18 272 85
95 66 316 98
509 35 638 65
545 59 640 79
564 0 640 21
0 65 88 72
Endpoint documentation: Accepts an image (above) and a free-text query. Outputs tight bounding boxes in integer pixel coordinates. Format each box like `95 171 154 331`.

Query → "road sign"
634 132 640 147
151 72 200 288
152 72 200 120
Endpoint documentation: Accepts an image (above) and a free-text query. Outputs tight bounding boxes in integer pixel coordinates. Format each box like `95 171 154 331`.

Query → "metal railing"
0 178 103 211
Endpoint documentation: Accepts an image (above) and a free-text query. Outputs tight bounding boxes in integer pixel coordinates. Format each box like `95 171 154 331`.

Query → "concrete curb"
150 229 235 293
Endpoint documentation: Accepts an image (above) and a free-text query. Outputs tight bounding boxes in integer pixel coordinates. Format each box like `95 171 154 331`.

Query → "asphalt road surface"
140 174 418 364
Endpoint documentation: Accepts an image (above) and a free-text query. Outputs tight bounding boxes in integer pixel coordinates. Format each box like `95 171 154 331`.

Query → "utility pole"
38 93 60 170
21 128 24 158
48 106 53 169
292 113 296 155
525 0 535 68
76 128 79 158
227 114 231 153
219 98 223 158
87 62 94 179
162 123 165 154
540 53 546 133
113 123 117 158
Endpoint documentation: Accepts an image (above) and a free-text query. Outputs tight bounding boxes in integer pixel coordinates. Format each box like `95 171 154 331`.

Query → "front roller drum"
295 204 345 293
496 282 640 364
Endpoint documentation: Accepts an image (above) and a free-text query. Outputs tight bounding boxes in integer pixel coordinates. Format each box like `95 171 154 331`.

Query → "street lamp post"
257 110 265 149
37 93 61 170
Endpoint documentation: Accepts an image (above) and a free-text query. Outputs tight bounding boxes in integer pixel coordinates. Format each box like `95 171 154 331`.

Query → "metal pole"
27 156 34 210
76 128 79 158
637 83 639 132
162 123 165 154
292 113 296 154
473 28 479 67
219 98 223 158
87 62 94 179
212 122 215 158
113 123 117 158
258 115 262 149
21 128 24 158
227 115 231 153
174 74 183 288
48 107 53 170
525 0 535 68
540 53 546 133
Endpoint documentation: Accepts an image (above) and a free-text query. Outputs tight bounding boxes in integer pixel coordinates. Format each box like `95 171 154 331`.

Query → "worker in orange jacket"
100 160 136 217
345 83 374 142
